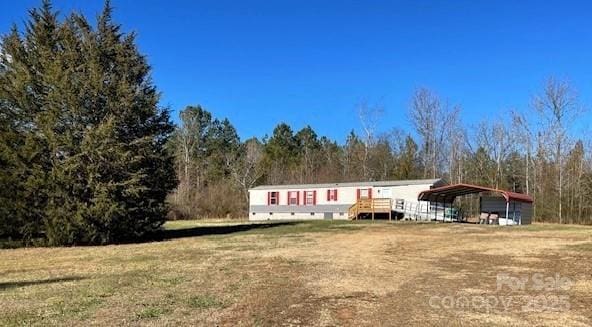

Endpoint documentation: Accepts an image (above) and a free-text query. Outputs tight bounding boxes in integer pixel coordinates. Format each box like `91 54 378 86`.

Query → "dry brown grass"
0 220 591 326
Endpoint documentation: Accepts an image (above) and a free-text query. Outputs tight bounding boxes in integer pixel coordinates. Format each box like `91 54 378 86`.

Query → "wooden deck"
348 198 393 220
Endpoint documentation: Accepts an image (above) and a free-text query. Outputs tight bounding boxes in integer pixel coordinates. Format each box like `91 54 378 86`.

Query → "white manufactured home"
248 178 445 221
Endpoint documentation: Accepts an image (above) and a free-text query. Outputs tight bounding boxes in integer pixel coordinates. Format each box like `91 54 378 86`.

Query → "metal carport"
418 183 534 225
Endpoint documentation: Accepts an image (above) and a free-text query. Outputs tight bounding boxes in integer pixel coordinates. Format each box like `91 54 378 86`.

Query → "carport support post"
389 199 392 221
448 200 452 223
437 195 444 222
433 200 436 221
505 200 509 226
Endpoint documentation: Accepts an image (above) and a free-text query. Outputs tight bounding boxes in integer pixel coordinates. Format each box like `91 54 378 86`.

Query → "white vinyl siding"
248 180 441 221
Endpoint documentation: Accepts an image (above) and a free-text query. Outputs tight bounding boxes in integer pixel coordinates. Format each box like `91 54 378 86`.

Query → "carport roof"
418 183 533 204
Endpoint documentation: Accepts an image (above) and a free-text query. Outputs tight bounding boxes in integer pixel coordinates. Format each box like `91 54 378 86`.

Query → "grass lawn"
1 220 591 326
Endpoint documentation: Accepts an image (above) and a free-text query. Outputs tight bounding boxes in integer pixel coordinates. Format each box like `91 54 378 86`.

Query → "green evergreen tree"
263 123 298 183
295 126 321 183
396 136 421 179
343 130 365 181
173 105 214 188
0 1 176 245
205 118 240 181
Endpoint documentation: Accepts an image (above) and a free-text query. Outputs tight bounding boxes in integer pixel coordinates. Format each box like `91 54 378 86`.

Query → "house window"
357 188 371 199
304 190 316 205
268 191 279 205
327 189 338 201
288 191 299 205
306 192 314 205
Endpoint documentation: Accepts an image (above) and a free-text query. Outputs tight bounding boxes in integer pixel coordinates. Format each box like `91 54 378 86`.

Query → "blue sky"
2 1 591 142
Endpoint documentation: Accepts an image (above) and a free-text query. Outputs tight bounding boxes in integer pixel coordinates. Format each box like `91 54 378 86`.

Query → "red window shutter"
267 192 271 205
327 190 330 201
313 190 317 205
297 191 300 205
356 189 360 200
334 189 338 201
368 188 372 199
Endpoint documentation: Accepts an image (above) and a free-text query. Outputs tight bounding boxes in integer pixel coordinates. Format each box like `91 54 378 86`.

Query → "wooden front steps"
348 198 393 220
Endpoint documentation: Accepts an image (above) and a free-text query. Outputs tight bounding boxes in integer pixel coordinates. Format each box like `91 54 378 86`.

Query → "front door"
323 212 333 220
375 187 392 198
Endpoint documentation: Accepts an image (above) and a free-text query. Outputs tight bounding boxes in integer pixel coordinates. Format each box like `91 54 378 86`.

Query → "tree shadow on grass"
0 222 306 247
0 276 87 290
156 221 302 241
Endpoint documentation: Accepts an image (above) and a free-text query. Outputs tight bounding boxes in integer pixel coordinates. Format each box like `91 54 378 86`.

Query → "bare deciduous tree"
475 120 513 189
532 77 581 223
357 101 384 180
409 88 460 179
226 138 264 204
511 110 534 195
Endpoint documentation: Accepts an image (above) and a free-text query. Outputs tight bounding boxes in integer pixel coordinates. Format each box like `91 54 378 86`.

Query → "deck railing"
348 198 393 220
393 199 459 222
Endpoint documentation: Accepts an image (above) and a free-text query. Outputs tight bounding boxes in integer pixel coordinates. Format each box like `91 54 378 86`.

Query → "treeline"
170 83 592 225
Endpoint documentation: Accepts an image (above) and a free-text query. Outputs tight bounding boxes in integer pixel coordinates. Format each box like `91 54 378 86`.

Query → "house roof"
249 178 445 191
417 183 534 203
